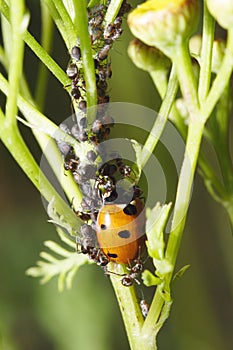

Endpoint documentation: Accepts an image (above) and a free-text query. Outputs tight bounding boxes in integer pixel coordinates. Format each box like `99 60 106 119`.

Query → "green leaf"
146 202 172 261
173 264 190 282
130 138 142 181
26 226 92 291
142 269 161 287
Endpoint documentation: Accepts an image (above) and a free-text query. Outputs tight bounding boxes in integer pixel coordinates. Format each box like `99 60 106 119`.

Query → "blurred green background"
0 1 233 349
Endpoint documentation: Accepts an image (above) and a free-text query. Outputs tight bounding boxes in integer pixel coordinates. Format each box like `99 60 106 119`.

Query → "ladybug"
96 198 146 264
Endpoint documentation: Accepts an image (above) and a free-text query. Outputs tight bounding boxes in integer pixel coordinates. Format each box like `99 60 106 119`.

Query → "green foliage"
0 1 233 350
26 227 91 291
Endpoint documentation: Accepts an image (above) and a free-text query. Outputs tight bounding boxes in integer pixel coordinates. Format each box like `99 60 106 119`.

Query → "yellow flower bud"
189 35 226 74
206 0 233 29
189 35 202 58
128 0 199 57
212 39 226 73
128 38 171 73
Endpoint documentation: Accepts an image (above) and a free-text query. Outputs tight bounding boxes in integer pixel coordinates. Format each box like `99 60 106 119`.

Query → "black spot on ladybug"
107 252 118 258
118 230 131 239
101 224 107 230
105 191 118 203
123 204 137 216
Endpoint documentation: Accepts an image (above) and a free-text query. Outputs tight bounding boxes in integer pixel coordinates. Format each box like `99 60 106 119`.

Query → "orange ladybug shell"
96 198 146 264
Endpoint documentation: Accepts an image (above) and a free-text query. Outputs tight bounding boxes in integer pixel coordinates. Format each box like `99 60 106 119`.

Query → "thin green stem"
0 108 80 235
169 119 205 236
0 73 77 149
0 0 68 86
143 39 207 339
150 70 168 99
51 0 78 46
173 42 199 119
142 285 164 341
143 118 205 341
24 30 68 85
75 0 97 118
109 264 145 350
35 1 54 109
104 0 124 24
0 73 82 209
149 68 187 138
198 2 215 103
141 65 178 168
224 201 233 229
43 0 75 49
211 86 233 193
5 0 25 126
198 154 227 200
200 28 233 123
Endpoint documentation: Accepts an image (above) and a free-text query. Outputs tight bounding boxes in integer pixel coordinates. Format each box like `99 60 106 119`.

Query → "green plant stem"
211 86 233 193
0 74 78 149
109 264 146 350
43 0 76 49
198 154 227 201
0 73 82 210
104 0 123 24
0 0 69 86
5 0 25 126
143 117 205 341
144 26 233 332
150 70 168 98
75 0 97 119
51 0 78 41
200 28 233 123
35 1 54 109
173 42 199 118
141 65 178 168
149 68 187 138
198 2 215 103
0 109 80 235
143 39 206 340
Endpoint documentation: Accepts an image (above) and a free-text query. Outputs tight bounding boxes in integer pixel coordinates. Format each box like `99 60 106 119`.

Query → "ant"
121 256 143 286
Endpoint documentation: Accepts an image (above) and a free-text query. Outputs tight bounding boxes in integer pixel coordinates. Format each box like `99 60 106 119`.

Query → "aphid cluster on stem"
65 1 131 108
59 2 147 291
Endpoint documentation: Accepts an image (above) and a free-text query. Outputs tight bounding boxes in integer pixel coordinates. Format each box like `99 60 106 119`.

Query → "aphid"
86 150 98 162
89 25 103 43
77 225 109 267
66 63 79 80
78 130 88 142
92 119 103 134
104 23 123 44
89 12 104 27
64 157 79 172
119 164 132 177
78 100 87 112
118 0 132 16
98 63 112 81
88 4 105 18
97 45 111 61
71 86 81 100
96 174 116 200
140 299 150 318
71 46 81 61
114 16 122 28
71 124 80 139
